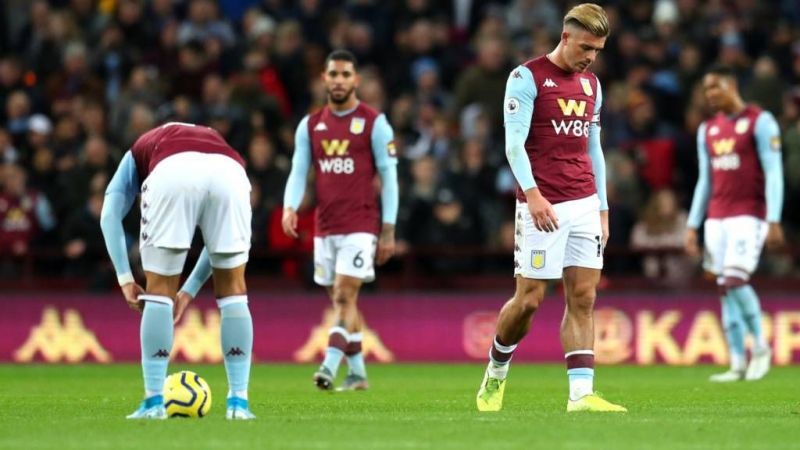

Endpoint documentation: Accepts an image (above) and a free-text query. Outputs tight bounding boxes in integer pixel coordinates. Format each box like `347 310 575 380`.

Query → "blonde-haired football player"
476 3 626 413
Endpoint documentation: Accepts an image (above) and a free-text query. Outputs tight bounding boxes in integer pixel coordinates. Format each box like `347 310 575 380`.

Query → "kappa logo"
531 250 546 269
314 122 328 131
512 70 522 79
152 349 170 358
543 78 558 88
226 347 245 357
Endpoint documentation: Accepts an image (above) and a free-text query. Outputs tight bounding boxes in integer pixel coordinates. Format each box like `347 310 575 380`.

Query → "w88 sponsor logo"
319 157 355 174
711 154 741 171
550 119 591 137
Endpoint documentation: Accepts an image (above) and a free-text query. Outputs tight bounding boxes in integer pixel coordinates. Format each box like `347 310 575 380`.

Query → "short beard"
327 87 355 105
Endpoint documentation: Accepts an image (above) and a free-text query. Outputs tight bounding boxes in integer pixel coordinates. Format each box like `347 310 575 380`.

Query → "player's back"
701 104 766 219
306 103 380 236
131 122 245 183
517 56 600 205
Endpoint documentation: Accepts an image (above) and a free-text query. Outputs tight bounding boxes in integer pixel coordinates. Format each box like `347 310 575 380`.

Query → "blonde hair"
564 3 610 37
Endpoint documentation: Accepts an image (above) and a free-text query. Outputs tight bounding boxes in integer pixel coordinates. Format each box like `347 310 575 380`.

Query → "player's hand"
174 290 194 324
525 188 558 232
684 228 700 257
121 282 145 312
765 222 786 251
600 210 609 248
282 207 299 238
376 224 396 266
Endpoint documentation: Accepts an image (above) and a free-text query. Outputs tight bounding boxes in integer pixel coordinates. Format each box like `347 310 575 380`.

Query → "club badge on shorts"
350 117 366 135
531 250 546 269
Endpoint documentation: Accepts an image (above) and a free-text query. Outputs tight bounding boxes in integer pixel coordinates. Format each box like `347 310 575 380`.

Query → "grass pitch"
0 364 798 450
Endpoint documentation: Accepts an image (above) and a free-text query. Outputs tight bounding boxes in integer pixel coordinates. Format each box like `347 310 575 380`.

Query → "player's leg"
210 261 255 419
128 247 188 419
316 273 363 390
337 234 376 390
129 162 202 418
341 310 368 390
560 200 624 412
477 201 560 412
722 217 770 381
561 267 622 412
200 154 255 419
476 276 547 411
705 218 747 382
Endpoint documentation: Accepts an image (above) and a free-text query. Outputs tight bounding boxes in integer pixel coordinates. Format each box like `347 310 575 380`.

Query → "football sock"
345 331 367 378
566 350 594 401
219 296 253 398
488 336 517 379
322 321 349 376
721 293 747 371
139 296 174 398
728 285 768 352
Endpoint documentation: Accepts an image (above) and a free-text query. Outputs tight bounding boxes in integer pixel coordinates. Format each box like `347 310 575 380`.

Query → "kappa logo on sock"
226 347 246 356
152 349 169 358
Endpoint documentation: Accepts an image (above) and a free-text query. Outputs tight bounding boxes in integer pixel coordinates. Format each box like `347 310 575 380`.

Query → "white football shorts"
514 194 603 280
313 232 378 286
139 151 252 275
703 215 767 283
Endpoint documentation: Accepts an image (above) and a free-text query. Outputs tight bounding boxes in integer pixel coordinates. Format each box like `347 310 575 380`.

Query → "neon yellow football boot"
567 392 627 413
476 367 506 412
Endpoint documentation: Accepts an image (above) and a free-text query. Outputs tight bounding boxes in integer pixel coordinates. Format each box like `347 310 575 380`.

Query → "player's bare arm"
121 282 145 312
376 223 395 265
684 228 701 257
282 207 299 239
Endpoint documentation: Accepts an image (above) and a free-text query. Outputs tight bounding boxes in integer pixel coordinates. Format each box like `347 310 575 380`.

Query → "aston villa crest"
531 250 546 269
350 117 366 135
580 78 593 96
735 117 750 134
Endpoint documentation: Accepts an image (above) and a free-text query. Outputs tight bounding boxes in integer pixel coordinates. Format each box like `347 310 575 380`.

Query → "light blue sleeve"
371 113 399 225
503 65 537 191
587 80 608 211
34 195 56 231
100 151 140 282
754 111 784 222
283 115 311 210
180 248 213 297
687 123 711 229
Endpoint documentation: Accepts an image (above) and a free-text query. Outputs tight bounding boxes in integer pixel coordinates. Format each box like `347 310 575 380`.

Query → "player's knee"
513 282 545 314
568 285 596 316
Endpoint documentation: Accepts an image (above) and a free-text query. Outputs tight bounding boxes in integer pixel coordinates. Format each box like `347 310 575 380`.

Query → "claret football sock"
322 321 349 376
488 336 517 380
139 297 174 397
219 297 253 397
566 350 594 401
345 332 367 378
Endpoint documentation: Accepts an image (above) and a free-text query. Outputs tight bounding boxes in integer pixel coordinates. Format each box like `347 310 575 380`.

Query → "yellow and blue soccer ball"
164 371 212 418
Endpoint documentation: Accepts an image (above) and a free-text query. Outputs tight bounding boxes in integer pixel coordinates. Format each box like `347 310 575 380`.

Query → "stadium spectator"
630 189 694 286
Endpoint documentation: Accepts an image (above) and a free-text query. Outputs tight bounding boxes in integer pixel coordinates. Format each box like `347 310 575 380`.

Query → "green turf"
0 364 798 450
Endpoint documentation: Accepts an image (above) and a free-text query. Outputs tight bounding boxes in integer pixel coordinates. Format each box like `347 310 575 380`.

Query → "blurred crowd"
1 0 799 285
